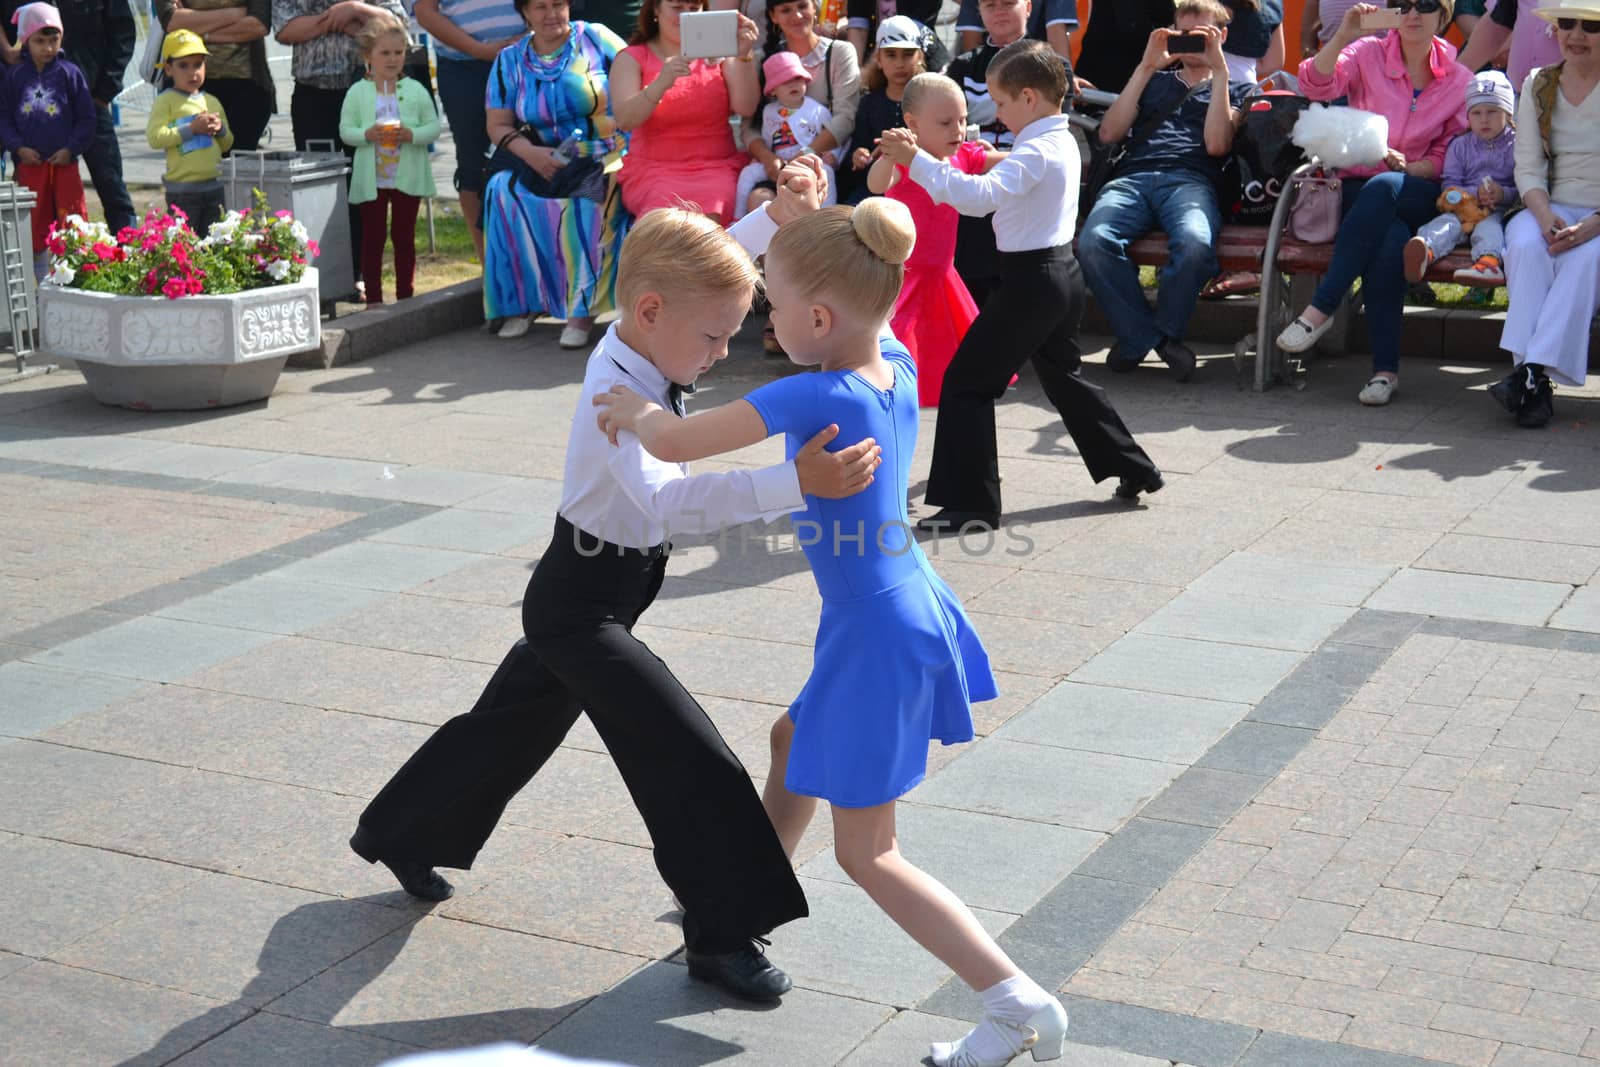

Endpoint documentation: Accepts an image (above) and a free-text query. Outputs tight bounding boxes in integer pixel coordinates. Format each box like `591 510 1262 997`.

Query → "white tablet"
679 10 739 59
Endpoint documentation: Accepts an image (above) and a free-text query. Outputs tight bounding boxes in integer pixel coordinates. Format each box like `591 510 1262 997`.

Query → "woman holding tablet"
611 0 762 223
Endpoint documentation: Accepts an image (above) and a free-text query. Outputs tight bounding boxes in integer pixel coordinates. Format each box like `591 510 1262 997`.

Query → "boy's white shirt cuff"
751 460 805 519
729 201 779 258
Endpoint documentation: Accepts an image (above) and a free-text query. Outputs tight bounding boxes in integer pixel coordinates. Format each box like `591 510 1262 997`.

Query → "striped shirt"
432 0 525 61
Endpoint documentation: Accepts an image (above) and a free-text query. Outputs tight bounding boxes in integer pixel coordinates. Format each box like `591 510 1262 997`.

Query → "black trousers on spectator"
85 102 135 233
925 245 1158 516
208 78 275 152
356 516 809 953
291 82 362 290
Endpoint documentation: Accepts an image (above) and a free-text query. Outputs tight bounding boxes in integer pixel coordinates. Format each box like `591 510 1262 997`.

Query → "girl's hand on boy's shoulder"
593 385 659 446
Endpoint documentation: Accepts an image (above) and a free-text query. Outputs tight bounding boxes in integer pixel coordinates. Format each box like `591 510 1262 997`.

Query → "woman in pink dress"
869 73 1003 407
610 0 762 223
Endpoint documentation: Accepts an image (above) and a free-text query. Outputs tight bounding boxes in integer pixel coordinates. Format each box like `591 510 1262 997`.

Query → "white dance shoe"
497 315 532 339
930 1000 1069 1066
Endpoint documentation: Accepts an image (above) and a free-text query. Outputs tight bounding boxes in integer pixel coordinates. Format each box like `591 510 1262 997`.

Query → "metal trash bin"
0 181 43 382
223 147 353 307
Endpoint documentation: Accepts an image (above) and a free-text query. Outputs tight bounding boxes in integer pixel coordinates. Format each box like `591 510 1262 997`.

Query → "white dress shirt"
907 113 1080 252
558 325 804 548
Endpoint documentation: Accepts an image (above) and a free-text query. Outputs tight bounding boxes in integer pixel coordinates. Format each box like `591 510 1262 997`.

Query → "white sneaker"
1359 375 1397 406
497 315 532 339
1276 313 1335 354
559 324 592 349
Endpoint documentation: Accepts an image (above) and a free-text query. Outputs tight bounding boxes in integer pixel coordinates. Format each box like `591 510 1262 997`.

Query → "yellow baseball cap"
160 28 209 64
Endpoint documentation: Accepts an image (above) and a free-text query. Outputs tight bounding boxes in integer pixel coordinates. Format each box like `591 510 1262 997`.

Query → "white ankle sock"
930 975 1055 1066
980 974 1054 1023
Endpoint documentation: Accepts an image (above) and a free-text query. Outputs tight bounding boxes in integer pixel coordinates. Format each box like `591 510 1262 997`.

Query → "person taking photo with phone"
1076 0 1249 384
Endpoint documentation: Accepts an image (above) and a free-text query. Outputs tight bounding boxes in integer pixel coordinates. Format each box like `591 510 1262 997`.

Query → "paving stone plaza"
3 325 1600 1067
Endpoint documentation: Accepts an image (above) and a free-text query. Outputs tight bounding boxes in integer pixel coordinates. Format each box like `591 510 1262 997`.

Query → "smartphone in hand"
1167 32 1206 54
1360 8 1404 29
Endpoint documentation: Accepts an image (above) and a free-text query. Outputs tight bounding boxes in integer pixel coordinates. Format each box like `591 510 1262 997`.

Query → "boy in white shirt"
879 39 1162 532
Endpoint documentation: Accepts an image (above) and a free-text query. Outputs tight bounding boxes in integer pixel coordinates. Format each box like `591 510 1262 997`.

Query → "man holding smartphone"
1077 0 1247 383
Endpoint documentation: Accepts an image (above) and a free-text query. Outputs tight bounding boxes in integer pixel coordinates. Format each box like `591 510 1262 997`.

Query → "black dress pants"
357 517 808 952
925 245 1159 516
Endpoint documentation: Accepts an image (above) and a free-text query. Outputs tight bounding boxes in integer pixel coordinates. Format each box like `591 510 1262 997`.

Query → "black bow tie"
667 380 696 417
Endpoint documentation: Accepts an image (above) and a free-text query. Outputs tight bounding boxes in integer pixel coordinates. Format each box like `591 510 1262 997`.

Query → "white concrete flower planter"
38 268 321 410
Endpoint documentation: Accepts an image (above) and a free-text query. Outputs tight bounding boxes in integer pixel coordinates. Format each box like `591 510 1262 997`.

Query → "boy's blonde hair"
767 199 914 324
1172 0 1232 26
901 72 963 117
617 208 761 310
358 13 410 55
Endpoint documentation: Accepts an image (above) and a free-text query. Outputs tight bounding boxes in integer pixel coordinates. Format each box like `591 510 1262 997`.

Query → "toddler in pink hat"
0 1 93 278
733 50 836 219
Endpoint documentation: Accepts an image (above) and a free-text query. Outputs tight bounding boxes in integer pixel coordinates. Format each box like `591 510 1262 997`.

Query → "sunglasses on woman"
1556 16 1600 32
1386 0 1443 12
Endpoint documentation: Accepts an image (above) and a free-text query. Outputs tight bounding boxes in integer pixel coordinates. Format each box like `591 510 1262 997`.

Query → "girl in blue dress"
594 198 1069 1067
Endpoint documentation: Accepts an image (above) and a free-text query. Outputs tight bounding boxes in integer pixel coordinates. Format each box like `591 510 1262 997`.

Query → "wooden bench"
1118 222 1479 390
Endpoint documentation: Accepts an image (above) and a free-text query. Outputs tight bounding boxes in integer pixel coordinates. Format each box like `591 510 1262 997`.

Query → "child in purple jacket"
1404 70 1518 288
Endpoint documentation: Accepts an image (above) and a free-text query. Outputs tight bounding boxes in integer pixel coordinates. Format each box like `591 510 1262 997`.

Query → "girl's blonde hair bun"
850 197 916 267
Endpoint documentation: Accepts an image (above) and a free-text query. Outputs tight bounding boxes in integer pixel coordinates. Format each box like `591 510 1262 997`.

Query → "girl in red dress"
868 73 1005 407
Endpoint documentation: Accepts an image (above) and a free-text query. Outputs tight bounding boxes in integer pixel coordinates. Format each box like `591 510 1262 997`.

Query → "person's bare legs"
832 801 1067 1065
762 713 818 860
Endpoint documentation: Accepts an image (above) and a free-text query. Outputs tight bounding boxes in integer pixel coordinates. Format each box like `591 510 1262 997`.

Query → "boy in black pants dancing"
880 39 1162 532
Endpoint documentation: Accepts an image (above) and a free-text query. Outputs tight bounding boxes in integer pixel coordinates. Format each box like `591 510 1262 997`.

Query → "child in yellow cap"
146 29 234 230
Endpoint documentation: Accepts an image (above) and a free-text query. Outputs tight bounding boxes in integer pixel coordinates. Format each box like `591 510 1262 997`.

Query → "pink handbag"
1288 167 1342 243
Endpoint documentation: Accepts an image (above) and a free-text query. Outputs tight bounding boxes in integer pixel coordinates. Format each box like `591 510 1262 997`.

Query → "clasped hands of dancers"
350 39 1172 1067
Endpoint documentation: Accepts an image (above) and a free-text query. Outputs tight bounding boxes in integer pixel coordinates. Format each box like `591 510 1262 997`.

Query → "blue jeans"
86 102 134 233
1311 172 1440 375
1078 170 1223 358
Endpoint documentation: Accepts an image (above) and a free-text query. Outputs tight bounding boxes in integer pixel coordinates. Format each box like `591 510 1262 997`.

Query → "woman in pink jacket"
1277 0 1471 406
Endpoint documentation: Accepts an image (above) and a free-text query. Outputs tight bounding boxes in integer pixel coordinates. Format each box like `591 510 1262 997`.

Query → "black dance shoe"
349 826 454 902
916 508 1000 534
685 938 793 1002
1114 470 1165 503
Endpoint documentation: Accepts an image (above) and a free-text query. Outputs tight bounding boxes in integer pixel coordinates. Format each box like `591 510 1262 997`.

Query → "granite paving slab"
995 683 1249 765
0 960 255 1066
52 877 417 1006
166 1011 425 1067
266 915 645 1050
367 508 550 554
0 837 198 958
772 877 1015 1006
912 739 1184 832
150 576 388 636
27 616 278 684
1070 634 1305 705
1366 568 1575 628
1184 553 1396 608
0 662 151 737
797 803 1102 916
0 950 29 980
1135 590 1356 653
536 960 894 1067
269 542 484 593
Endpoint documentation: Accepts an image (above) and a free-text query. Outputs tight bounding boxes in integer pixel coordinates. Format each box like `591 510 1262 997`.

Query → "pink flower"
143 269 158 293
117 227 137 244
274 210 291 219
306 240 321 258
186 276 203 295
46 237 66 255
162 278 187 300
91 242 115 261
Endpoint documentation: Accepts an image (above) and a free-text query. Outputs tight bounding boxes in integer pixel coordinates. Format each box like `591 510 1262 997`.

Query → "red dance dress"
887 140 987 408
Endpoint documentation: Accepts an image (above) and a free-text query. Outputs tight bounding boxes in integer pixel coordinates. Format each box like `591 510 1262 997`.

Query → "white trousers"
732 158 837 220
1415 208 1506 264
1501 202 1600 387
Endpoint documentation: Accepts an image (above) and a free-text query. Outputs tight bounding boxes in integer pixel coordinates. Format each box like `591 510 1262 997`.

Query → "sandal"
1276 313 1334 354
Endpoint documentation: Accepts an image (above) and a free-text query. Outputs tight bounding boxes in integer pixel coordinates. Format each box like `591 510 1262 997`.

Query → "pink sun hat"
11 2 63 45
762 51 811 89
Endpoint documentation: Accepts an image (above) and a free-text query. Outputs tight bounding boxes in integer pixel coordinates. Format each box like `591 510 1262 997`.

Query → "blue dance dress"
744 340 999 808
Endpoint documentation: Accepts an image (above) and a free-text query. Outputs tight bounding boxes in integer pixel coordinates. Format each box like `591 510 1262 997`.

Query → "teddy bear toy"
1435 187 1494 233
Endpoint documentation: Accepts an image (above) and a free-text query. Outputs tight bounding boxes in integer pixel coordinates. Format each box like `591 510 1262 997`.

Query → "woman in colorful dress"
483 0 628 344
609 0 762 225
